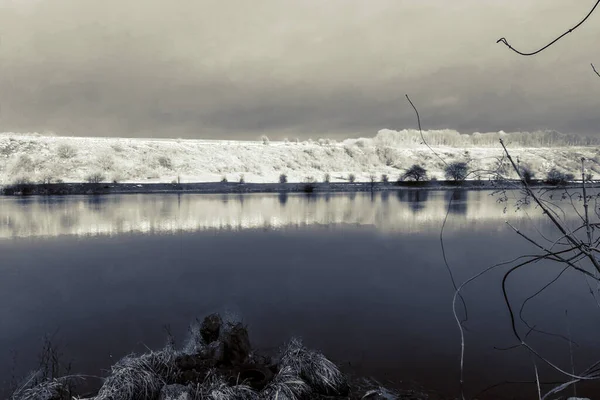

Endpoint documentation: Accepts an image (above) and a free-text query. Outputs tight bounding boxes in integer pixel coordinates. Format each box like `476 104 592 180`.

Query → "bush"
381 174 389 183
545 168 574 185
57 144 77 159
586 172 594 182
279 174 288 183
348 174 356 183
323 173 331 183
221 176 228 183
403 164 428 181
261 135 270 145
12 176 32 185
10 154 35 175
96 154 114 171
444 162 469 181
518 165 535 183
86 172 105 184
39 173 54 184
239 175 245 184
157 156 173 169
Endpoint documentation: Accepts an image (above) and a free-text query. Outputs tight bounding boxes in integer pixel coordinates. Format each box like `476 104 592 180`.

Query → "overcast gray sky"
0 0 598 139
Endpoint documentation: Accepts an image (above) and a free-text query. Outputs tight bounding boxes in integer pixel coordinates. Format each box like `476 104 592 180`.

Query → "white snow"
0 130 598 184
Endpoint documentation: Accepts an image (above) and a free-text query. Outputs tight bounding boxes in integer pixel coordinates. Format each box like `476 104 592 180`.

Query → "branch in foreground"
496 0 600 56
592 63 600 78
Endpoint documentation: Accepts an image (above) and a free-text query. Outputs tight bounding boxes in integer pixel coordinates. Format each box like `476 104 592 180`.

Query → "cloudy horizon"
1 0 599 140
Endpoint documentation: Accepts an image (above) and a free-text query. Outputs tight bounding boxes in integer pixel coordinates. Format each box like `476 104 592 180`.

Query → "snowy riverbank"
1 131 599 186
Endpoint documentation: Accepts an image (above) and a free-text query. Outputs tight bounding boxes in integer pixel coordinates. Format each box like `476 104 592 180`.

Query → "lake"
1 190 600 399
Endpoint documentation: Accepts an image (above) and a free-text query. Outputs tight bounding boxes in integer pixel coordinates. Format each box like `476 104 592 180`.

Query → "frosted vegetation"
1 129 599 185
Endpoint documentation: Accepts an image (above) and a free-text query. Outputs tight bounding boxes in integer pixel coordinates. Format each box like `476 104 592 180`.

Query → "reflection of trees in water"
1 190 536 239
446 190 468 215
381 191 390 203
85 196 105 212
397 190 429 213
60 213 79 229
278 192 288 206
305 192 317 203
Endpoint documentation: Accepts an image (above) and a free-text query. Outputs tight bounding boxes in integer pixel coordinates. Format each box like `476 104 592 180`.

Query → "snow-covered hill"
1 130 599 184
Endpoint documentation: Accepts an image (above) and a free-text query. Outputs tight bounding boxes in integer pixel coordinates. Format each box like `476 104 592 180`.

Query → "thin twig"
592 63 600 78
405 94 448 167
582 158 592 245
566 310 577 398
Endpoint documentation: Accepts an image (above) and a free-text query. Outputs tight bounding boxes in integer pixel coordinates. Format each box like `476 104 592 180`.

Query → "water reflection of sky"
0 190 586 239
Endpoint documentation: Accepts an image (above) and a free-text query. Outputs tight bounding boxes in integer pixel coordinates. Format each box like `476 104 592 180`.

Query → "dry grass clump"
279 338 347 396
188 370 258 400
260 366 310 400
95 350 178 400
8 317 370 400
11 377 69 400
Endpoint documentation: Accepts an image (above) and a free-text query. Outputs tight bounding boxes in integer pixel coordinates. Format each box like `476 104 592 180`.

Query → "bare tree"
518 164 536 184
402 164 428 181
444 162 469 181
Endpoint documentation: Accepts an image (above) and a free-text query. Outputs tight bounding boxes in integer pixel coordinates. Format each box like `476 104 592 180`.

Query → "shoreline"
1 180 598 196
7 313 442 400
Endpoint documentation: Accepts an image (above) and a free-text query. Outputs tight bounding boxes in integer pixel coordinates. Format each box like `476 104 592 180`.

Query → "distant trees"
444 162 469 181
402 164 428 181
373 129 600 148
348 174 356 183
381 174 389 183
279 173 288 183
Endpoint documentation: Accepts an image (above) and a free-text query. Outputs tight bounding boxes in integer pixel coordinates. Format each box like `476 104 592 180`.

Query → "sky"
0 0 599 139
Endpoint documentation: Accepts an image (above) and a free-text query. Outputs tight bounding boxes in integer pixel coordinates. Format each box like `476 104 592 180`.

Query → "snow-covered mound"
0 130 599 184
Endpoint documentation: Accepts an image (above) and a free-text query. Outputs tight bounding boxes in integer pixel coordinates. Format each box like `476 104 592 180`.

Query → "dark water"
1 191 600 399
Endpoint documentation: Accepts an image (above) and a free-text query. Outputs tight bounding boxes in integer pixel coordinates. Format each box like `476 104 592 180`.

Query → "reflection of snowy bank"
0 191 555 239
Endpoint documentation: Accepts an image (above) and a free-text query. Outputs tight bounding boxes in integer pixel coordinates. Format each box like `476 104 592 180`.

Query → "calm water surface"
1 190 600 399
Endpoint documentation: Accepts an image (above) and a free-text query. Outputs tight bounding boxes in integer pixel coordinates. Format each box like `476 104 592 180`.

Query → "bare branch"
497 0 600 56
405 94 448 167
592 63 600 78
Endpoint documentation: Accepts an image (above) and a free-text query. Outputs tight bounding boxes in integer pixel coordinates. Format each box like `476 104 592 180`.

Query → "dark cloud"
1 0 598 139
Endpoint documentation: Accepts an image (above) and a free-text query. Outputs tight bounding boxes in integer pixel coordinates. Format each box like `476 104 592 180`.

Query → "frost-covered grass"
95 350 179 400
1 130 598 185
8 322 420 400
279 338 348 396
